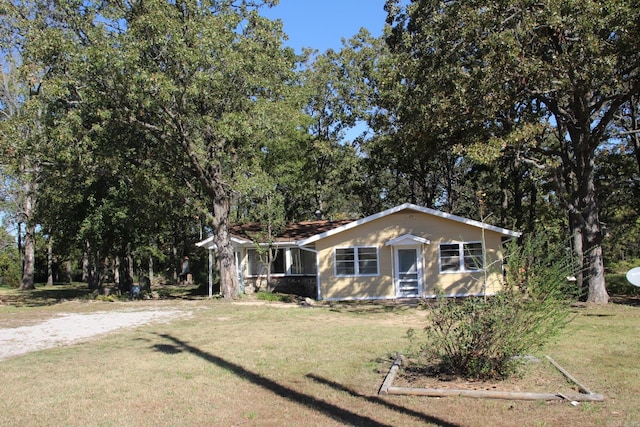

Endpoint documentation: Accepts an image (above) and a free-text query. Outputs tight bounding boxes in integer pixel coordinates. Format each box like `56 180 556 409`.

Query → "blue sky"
261 1 389 53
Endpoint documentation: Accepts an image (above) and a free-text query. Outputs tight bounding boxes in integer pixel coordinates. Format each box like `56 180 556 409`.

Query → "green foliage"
255 291 294 303
0 247 20 288
607 258 640 275
607 274 640 296
383 0 640 303
606 271 640 297
0 226 19 288
414 234 576 380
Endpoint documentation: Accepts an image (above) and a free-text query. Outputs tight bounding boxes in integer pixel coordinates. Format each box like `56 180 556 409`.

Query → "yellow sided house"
196 203 521 301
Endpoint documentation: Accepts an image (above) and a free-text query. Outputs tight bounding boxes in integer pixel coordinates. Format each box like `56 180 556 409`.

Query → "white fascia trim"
385 234 431 246
195 235 252 249
296 203 521 246
241 241 298 248
195 236 215 248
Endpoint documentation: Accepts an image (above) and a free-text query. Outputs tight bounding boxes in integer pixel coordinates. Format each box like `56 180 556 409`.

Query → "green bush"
607 273 640 296
255 291 294 303
414 234 576 380
0 249 21 288
607 258 640 275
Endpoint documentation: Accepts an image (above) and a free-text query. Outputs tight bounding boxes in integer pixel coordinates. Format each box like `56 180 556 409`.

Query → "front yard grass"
0 288 638 426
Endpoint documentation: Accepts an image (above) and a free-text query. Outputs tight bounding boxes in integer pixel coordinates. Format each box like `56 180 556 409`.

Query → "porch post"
208 248 213 298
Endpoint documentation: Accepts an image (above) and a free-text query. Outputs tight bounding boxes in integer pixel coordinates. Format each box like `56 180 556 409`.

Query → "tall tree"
384 0 640 303
100 0 298 299
296 36 378 219
0 55 45 290
3 0 300 298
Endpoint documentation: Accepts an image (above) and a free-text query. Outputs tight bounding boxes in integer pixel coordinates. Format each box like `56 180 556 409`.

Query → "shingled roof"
229 219 353 243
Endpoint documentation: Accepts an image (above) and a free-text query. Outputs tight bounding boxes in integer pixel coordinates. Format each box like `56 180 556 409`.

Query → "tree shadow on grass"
0 283 94 307
306 373 460 427
150 284 217 300
153 333 457 427
326 299 425 315
609 295 640 307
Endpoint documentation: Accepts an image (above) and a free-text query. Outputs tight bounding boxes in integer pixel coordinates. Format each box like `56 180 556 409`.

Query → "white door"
395 247 421 298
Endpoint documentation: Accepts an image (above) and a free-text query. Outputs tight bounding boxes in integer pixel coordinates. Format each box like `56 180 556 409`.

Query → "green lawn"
0 285 638 426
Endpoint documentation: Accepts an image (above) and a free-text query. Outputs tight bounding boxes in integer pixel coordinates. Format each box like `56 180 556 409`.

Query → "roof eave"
296 203 521 245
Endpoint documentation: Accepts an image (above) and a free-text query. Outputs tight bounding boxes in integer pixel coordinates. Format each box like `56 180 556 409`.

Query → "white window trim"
334 246 380 277
438 241 484 273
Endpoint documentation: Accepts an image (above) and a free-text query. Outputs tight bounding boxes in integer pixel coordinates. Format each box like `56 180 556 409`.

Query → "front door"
395 247 421 298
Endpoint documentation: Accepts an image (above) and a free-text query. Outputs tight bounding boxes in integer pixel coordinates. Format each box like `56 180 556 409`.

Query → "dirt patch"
0 308 192 361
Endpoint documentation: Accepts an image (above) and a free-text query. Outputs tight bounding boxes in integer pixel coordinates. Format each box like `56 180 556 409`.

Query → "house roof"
295 203 521 246
196 220 354 249
229 220 353 243
196 203 521 250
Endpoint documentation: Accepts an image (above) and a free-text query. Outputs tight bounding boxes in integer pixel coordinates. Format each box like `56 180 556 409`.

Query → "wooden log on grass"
378 353 605 402
384 386 605 402
544 355 594 395
378 355 403 395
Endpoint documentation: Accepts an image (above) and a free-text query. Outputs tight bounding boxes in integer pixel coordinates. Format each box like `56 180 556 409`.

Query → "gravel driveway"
0 308 191 361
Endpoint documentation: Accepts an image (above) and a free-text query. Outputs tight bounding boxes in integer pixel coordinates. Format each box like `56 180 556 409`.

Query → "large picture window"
334 247 379 276
439 242 484 272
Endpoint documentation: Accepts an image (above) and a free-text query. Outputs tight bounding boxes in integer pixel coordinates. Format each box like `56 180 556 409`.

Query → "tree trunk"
20 222 35 290
65 260 73 283
82 247 89 283
582 176 608 303
586 244 608 303
19 183 36 290
570 213 584 295
17 222 23 276
114 256 121 289
212 195 239 300
47 235 54 286
564 131 609 304
171 244 178 284
265 246 274 290
580 150 608 303
122 254 134 292
148 254 154 287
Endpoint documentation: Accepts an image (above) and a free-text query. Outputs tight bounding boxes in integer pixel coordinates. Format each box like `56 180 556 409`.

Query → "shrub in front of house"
255 291 294 303
413 234 577 380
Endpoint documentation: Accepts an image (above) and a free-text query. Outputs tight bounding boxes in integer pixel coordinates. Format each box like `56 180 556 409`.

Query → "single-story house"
196 203 521 301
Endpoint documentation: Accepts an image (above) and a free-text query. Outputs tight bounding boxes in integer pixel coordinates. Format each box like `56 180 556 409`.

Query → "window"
463 242 483 271
334 247 379 276
247 248 315 276
439 242 484 272
290 248 316 275
247 248 285 276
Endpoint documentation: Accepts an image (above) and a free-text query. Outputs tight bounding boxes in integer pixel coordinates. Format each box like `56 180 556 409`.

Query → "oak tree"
384 0 640 303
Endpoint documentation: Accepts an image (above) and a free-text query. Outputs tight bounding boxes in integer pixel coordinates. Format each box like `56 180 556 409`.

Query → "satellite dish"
626 267 640 287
